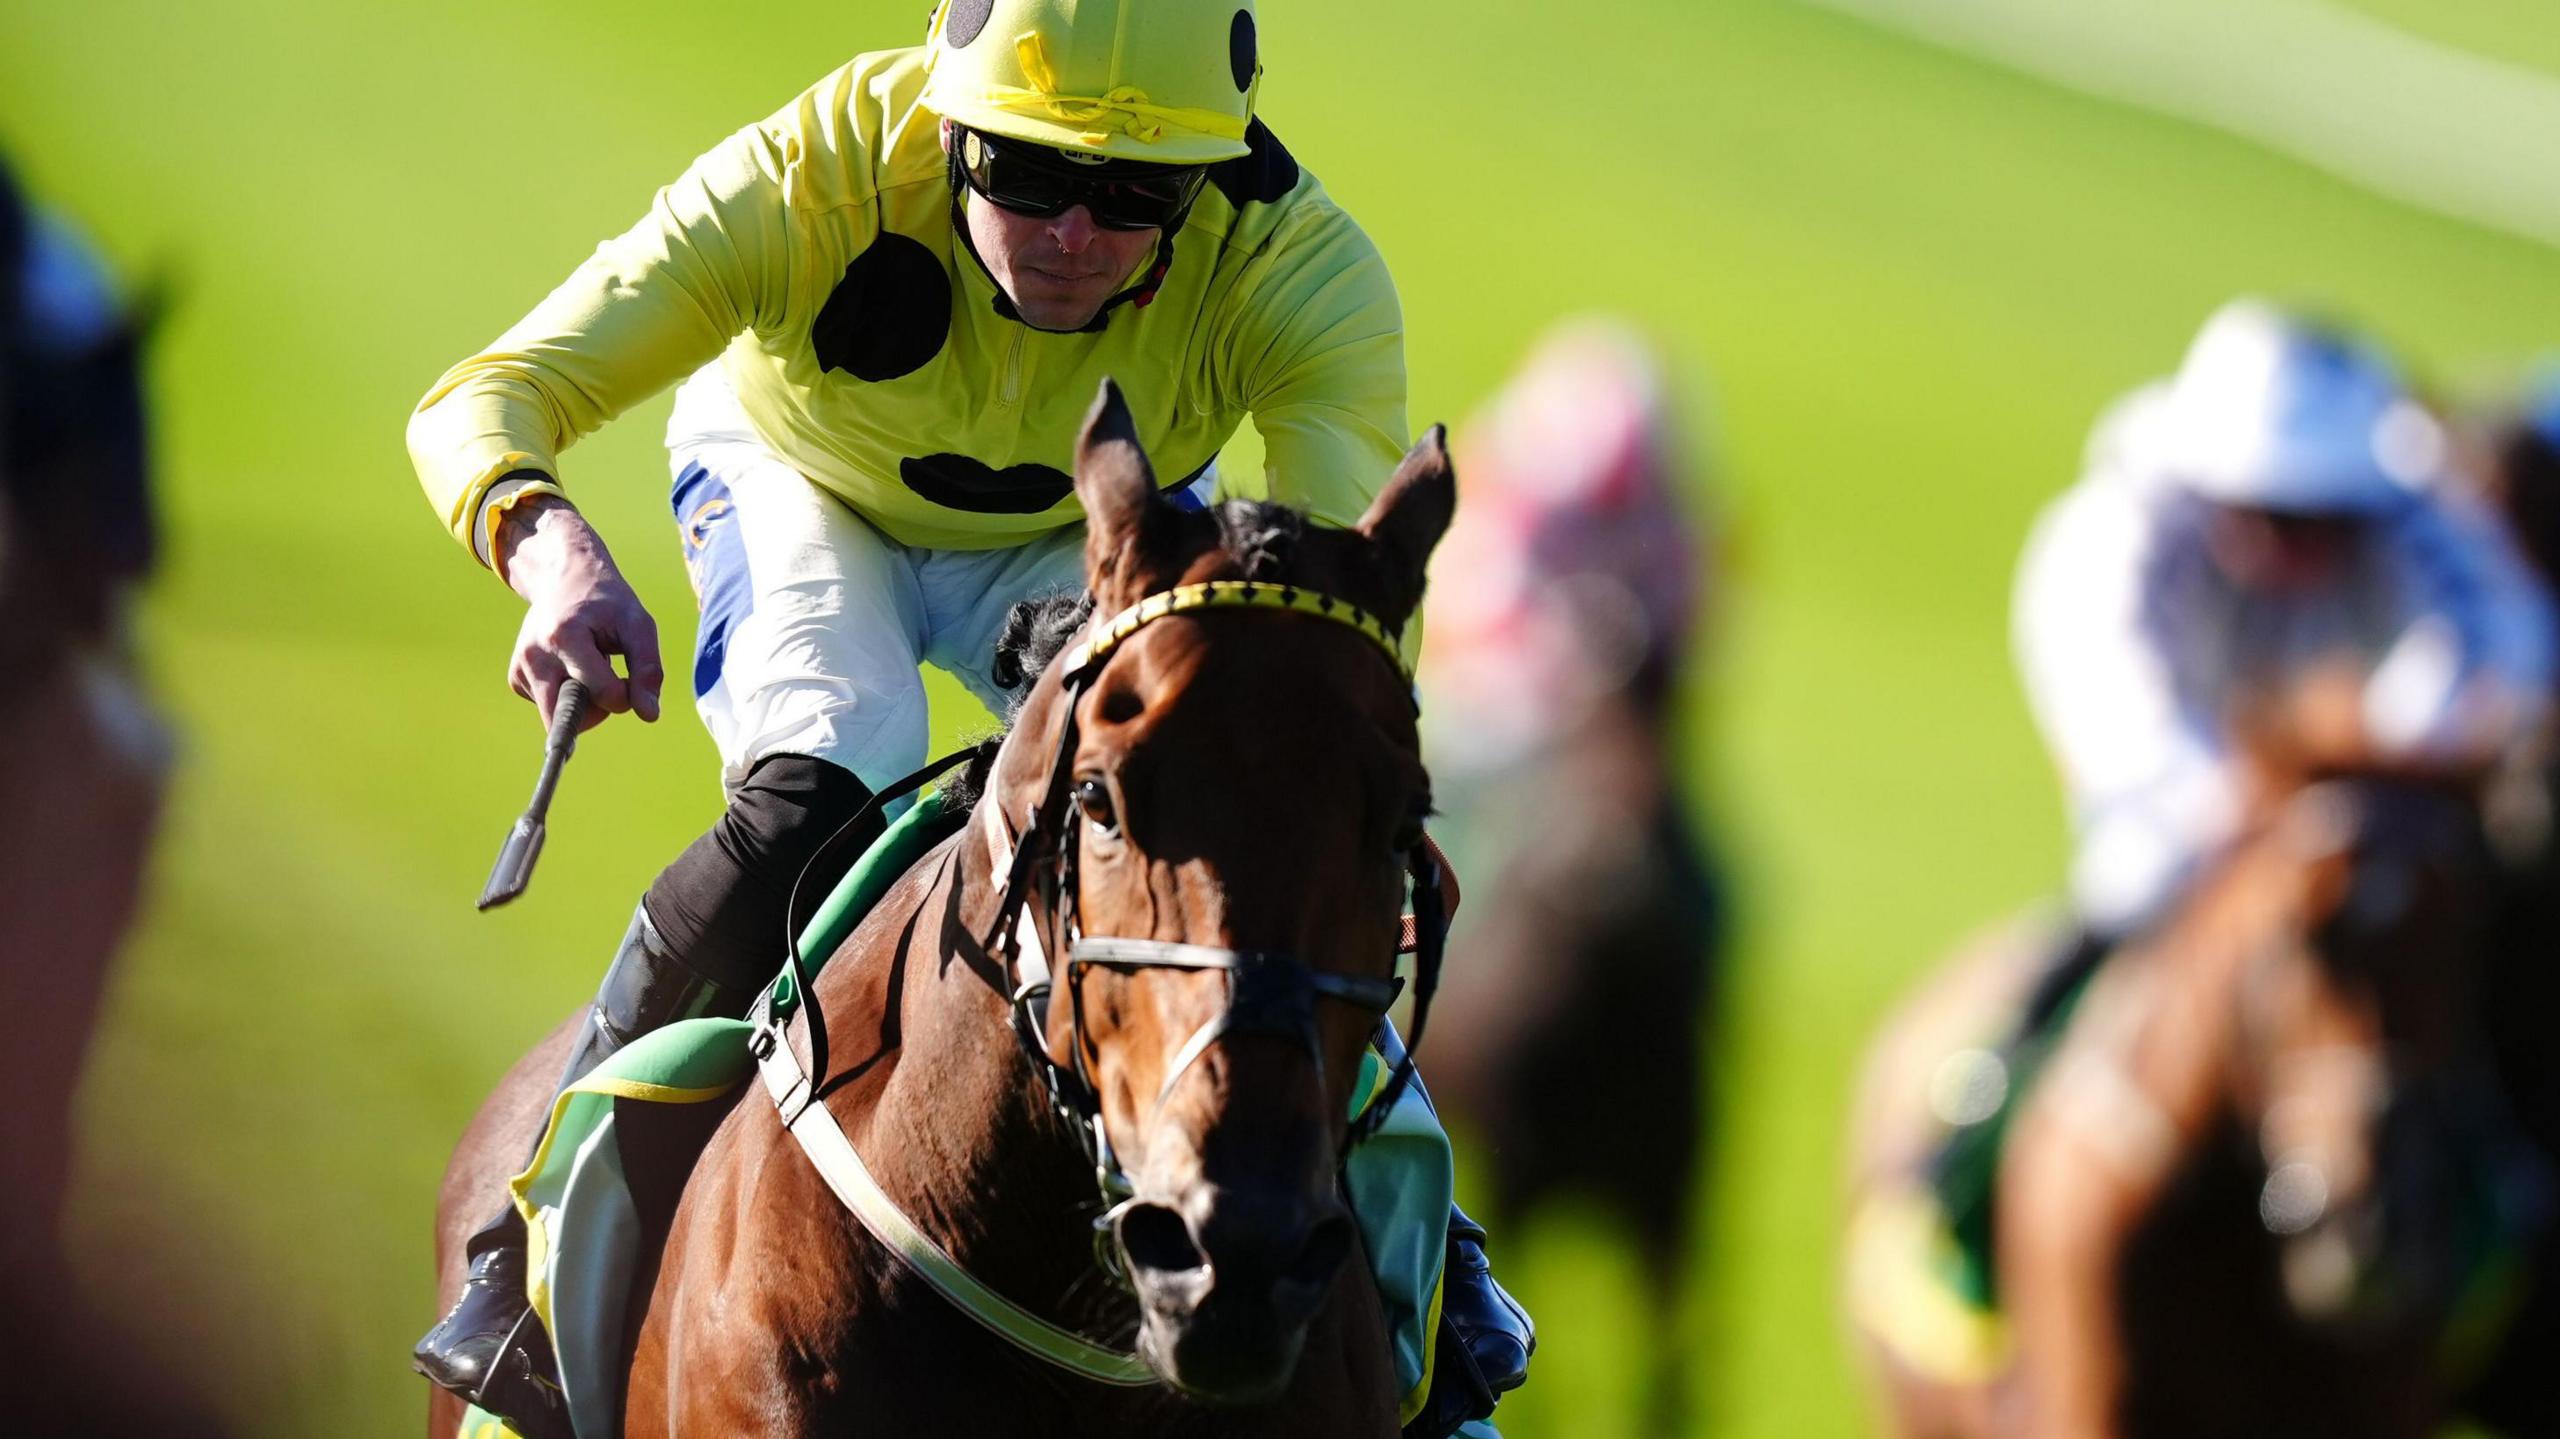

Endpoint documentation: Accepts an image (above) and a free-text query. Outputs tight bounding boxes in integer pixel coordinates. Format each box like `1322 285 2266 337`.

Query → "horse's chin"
1136 1290 1317 1406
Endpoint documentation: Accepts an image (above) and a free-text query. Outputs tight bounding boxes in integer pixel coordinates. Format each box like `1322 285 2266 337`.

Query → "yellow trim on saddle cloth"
1401 1266 1446 1427
1066 580 1412 685
508 1073 744 1331
1843 1185 2011 1387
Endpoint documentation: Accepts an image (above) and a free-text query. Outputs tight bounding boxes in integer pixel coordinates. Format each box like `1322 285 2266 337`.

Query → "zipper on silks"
1000 328 1027 407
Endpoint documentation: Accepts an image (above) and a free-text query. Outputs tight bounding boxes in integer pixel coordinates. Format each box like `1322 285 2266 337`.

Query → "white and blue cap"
2149 298 2442 516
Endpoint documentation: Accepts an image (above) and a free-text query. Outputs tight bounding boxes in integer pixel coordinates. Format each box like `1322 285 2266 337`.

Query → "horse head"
2216 692 2528 1334
986 380 1452 1402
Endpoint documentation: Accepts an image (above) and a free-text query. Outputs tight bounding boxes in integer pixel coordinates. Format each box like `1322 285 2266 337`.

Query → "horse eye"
1074 777 1119 835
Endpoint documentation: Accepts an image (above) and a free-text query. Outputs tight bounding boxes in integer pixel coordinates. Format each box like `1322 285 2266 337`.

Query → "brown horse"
1848 720 2543 1438
431 381 1456 1436
1422 695 1718 1427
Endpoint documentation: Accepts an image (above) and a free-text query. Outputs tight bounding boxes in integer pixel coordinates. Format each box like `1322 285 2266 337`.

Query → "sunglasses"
953 126 1207 232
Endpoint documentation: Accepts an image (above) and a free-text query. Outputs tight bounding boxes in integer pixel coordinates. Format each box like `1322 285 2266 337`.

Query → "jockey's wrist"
494 492 609 601
472 469 568 570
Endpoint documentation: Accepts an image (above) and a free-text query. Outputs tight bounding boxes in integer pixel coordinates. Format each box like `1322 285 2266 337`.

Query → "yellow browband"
1063 580 1410 683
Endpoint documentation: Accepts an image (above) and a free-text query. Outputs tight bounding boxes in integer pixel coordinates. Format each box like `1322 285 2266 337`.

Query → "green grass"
2334 0 2560 79
7 1 2559 1435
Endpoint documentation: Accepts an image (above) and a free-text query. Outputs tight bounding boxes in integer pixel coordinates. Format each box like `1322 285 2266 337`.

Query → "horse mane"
1214 499 1306 581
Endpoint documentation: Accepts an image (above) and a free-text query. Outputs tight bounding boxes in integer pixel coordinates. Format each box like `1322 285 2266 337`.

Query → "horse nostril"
1286 1213 1354 1289
1117 1202 1205 1275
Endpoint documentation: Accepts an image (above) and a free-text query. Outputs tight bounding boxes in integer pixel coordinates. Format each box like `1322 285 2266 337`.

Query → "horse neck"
833 803 1137 1339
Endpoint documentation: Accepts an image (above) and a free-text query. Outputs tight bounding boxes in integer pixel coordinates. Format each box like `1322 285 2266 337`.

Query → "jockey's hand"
495 493 664 735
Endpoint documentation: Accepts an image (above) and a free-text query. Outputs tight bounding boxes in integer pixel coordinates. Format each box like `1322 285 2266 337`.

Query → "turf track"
4 2 2556 1434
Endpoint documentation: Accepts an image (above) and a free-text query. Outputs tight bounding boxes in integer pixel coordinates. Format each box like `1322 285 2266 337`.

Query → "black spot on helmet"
1229 11 1257 93
811 232 952 383
943 0 996 49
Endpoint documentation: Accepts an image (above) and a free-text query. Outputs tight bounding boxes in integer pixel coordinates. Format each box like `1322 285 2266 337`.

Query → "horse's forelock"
948 498 1408 815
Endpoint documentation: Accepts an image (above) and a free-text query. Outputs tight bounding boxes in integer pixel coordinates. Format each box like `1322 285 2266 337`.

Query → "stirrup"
471 1305 574 1439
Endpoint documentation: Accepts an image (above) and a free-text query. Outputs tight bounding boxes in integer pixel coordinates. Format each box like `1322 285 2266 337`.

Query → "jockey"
1421 319 1705 775
404 1 1531 1432
2011 299 2554 1024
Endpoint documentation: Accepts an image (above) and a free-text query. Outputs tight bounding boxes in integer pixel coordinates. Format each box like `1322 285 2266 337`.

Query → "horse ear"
1077 378 1163 605
1356 425 1457 622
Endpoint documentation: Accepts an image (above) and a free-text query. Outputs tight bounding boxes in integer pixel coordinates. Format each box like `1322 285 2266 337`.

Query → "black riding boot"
413 902 747 1437
1374 1023 1536 1439
1438 1202 1536 1396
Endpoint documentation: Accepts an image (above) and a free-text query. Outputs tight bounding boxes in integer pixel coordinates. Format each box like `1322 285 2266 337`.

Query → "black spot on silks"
899 454 1078 513
1208 118 1298 209
810 233 951 382
1228 11 1257 92
944 0 995 48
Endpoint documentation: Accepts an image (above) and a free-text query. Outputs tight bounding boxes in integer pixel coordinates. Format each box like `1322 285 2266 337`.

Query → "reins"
747 577 1451 1383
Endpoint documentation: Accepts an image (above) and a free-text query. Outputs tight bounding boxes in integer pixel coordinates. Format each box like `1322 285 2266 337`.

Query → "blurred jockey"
403 1 1528 1431
1422 320 1705 777
2013 299 2554 1017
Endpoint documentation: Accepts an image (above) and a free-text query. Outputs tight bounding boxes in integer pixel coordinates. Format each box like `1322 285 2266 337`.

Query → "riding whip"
475 678 590 911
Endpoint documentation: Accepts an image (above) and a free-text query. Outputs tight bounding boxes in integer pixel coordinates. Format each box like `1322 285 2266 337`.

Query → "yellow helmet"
919 0 1263 166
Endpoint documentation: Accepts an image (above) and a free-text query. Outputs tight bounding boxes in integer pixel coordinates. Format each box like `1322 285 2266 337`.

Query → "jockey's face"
2207 504 2364 592
963 187 1160 332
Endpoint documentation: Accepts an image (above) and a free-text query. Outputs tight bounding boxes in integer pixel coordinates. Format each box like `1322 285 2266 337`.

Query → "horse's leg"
425 1012 580 1438
1630 1152 1692 1437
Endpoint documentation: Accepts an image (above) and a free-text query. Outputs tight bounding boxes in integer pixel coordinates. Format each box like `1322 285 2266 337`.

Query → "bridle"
981 580 1447 1218
746 577 1448 1381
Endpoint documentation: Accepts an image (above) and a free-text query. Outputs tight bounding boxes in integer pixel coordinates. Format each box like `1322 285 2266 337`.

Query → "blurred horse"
430 384 1455 1436
1416 322 1722 1427
1848 685 2545 1439
0 167 195 1431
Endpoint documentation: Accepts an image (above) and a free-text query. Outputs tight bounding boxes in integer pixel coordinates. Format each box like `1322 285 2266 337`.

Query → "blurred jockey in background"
2011 298 2555 1022
1422 320 1706 777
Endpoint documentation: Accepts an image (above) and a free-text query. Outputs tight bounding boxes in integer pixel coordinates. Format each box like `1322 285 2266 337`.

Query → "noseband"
983 580 1446 1212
